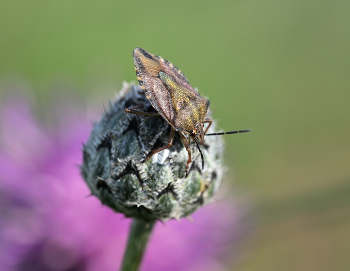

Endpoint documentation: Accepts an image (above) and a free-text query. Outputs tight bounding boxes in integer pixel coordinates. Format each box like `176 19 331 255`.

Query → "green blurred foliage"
1 0 350 270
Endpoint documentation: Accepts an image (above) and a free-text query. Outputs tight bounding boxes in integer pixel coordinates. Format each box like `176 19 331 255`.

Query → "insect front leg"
125 105 160 116
203 118 212 134
179 132 192 175
146 127 175 160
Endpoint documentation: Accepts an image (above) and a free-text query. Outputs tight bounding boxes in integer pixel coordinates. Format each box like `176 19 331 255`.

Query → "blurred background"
1 0 350 270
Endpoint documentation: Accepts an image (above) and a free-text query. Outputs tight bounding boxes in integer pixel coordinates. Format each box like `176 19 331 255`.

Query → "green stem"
120 218 156 271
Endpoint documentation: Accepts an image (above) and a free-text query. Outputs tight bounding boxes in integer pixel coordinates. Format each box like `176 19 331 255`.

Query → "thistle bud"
81 83 224 221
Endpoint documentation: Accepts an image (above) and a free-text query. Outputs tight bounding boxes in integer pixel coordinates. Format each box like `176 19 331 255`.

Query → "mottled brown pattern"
130 47 211 172
133 48 210 138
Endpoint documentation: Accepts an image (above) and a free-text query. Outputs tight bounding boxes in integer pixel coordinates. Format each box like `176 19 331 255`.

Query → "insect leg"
203 118 212 134
146 127 175 159
179 132 192 174
125 105 160 116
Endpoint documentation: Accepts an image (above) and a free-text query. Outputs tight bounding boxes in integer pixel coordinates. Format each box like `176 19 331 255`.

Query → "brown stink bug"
126 47 251 173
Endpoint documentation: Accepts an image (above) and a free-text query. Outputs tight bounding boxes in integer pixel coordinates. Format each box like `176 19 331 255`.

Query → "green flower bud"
81 83 225 221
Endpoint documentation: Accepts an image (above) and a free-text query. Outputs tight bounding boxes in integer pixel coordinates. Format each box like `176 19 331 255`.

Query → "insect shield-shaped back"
130 47 210 173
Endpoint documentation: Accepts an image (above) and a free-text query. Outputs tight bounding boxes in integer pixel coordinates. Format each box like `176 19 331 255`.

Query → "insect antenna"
195 142 205 170
205 129 252 136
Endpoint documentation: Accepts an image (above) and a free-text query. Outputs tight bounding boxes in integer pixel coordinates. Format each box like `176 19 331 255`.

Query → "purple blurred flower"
0 94 248 271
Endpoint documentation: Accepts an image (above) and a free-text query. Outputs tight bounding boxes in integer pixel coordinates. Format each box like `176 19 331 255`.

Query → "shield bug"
126 47 251 173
